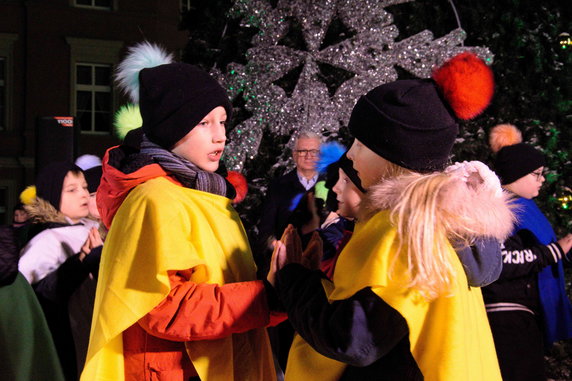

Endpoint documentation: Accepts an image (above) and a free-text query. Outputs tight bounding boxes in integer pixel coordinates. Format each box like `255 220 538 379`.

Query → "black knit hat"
84 166 103 193
348 53 494 173
36 161 83 211
324 152 366 212
139 63 232 149
494 143 545 185
348 79 458 173
337 153 366 193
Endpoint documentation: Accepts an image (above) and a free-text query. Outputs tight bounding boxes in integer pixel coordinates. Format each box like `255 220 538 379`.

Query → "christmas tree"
180 1 571 376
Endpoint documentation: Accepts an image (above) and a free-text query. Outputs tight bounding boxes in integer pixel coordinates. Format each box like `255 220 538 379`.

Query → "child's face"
59 171 90 223
88 193 100 219
13 209 28 223
347 138 390 189
171 106 227 172
504 166 545 199
332 168 364 219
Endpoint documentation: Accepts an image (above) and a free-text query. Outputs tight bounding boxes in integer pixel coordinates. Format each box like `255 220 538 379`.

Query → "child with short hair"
268 53 514 381
319 153 365 278
18 162 100 381
482 123 572 381
82 42 279 381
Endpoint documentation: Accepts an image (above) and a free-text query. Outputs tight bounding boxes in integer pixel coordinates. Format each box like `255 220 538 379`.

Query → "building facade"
0 0 188 223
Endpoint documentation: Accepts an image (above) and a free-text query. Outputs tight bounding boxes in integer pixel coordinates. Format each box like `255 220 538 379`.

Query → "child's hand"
266 225 322 286
300 192 320 235
558 233 572 254
80 227 103 261
302 231 323 270
267 240 284 287
281 224 303 265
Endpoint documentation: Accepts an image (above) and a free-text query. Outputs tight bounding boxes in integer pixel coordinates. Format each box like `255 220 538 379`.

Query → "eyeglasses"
294 149 320 157
530 170 545 181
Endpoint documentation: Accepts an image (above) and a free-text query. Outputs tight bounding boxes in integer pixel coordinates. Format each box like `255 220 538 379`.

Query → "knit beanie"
348 52 494 173
36 161 83 211
494 144 545 185
323 152 366 212
84 166 103 193
338 153 366 193
139 63 232 149
489 124 545 185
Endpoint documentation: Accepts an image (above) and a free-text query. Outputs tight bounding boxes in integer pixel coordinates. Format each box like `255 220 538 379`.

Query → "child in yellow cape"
81 42 282 381
267 53 515 381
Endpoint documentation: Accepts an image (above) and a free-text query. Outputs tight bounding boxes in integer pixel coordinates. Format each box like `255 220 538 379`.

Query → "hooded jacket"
18 196 100 381
19 198 99 285
82 144 278 381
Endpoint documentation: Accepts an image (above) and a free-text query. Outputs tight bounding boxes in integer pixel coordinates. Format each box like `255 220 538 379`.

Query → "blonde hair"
390 173 457 300
361 160 515 300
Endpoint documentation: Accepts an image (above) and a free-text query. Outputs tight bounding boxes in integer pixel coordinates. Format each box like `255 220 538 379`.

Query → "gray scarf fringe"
140 135 228 198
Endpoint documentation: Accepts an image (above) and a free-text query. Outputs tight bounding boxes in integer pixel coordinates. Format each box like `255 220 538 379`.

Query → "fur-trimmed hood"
23 196 105 240
24 197 68 225
360 161 516 242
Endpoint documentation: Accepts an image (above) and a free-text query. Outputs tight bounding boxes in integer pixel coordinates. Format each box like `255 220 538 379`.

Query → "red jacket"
96 145 285 380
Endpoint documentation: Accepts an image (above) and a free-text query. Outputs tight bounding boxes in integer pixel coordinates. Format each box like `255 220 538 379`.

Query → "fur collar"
359 168 516 242
24 197 68 225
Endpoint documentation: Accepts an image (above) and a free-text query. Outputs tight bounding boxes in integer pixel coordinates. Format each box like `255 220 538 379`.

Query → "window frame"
0 33 18 132
66 37 123 135
72 0 114 11
181 0 192 13
75 62 113 134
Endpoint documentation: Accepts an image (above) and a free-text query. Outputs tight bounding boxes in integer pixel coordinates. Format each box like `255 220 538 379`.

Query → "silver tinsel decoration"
219 0 494 171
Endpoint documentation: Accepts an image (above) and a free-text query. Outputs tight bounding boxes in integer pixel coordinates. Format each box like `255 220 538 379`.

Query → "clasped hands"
267 224 323 287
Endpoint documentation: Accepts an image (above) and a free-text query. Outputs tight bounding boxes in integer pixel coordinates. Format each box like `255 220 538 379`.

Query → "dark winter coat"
482 229 568 314
0 225 19 286
257 169 310 242
19 198 101 381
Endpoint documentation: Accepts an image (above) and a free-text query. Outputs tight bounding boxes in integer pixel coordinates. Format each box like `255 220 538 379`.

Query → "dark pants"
487 311 546 381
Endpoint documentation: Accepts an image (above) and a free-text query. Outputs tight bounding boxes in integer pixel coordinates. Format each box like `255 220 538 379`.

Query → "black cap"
337 153 366 193
84 166 103 193
494 143 545 185
36 161 83 211
139 63 232 149
348 79 458 173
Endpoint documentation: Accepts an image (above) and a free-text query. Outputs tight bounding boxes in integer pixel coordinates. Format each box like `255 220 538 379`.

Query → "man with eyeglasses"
254 131 323 373
256 131 322 247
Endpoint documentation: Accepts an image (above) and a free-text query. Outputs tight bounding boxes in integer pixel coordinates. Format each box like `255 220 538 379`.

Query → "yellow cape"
82 177 275 381
286 210 501 381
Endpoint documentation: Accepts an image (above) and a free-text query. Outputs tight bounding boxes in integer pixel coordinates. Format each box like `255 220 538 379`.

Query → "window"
0 33 17 132
74 0 112 10
75 63 112 133
0 57 5 131
66 37 123 135
181 0 191 13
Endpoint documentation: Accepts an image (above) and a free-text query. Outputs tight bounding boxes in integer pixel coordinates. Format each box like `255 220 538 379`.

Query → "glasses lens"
297 150 319 157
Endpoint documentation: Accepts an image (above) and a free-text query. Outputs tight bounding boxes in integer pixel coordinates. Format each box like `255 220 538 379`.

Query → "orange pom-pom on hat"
348 51 495 173
489 123 545 185
432 52 494 120
489 123 523 153
226 171 248 204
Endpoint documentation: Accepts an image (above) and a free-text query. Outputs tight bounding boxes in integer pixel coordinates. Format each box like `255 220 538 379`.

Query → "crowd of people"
1 41 571 381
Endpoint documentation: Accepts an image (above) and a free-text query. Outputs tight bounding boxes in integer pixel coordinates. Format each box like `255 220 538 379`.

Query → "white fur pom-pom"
115 41 173 103
75 154 102 170
445 160 503 198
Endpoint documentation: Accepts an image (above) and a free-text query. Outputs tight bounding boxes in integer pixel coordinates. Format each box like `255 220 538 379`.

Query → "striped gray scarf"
140 135 229 198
